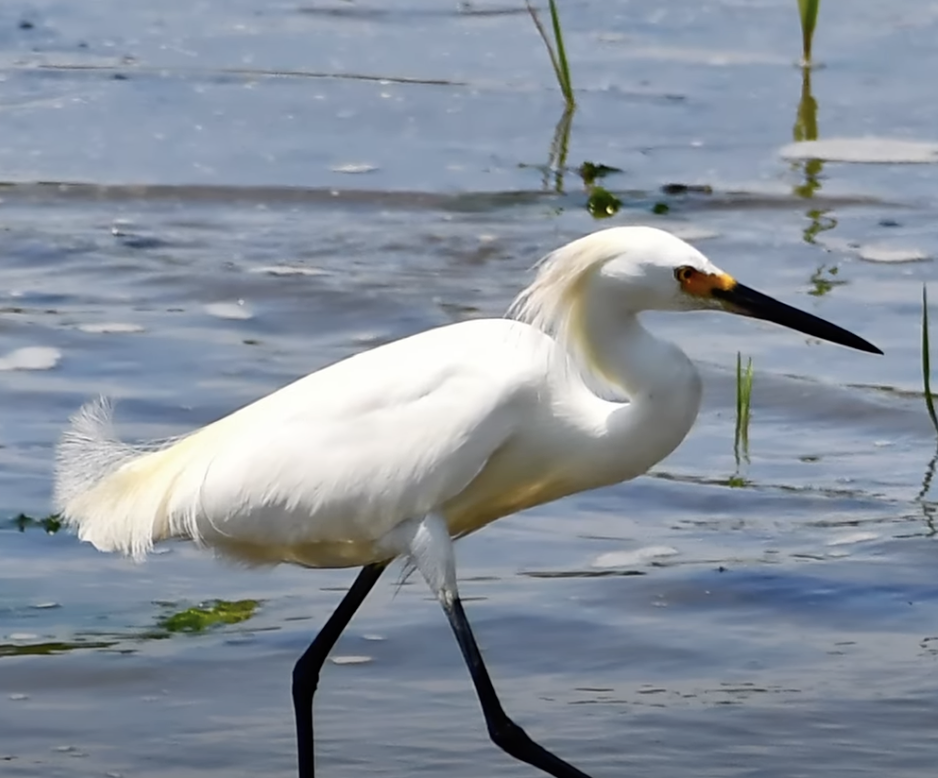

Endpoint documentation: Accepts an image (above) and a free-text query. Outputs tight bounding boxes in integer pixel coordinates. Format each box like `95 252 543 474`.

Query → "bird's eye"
674 266 696 283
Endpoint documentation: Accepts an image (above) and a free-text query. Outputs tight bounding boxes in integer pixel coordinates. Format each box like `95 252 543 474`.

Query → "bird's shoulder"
258 318 554 421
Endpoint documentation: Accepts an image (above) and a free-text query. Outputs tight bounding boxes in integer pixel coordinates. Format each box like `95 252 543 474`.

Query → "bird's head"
511 226 882 355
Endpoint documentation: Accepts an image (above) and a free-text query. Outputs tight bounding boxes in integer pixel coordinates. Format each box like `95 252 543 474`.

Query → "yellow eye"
674 266 695 283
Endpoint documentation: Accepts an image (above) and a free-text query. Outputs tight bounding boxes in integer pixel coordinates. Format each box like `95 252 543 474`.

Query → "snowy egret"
54 226 880 778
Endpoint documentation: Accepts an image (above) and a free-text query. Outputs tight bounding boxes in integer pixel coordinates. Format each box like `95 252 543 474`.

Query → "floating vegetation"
525 0 575 109
155 599 259 634
923 285 938 436
0 600 263 659
586 186 622 218
0 638 117 658
574 160 624 217
734 352 754 465
660 183 714 196
8 513 63 534
798 0 820 65
807 263 844 296
577 162 622 185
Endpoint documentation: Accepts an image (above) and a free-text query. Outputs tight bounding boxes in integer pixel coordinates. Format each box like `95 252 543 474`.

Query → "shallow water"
1 1 938 776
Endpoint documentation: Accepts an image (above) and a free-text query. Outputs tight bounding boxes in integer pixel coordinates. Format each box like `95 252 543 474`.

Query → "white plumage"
53 225 881 778
53 225 878 572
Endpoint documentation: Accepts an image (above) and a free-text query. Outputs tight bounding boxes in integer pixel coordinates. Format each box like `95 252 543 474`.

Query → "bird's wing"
55 319 545 563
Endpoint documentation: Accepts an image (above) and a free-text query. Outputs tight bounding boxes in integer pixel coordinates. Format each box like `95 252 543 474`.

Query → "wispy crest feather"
507 230 620 383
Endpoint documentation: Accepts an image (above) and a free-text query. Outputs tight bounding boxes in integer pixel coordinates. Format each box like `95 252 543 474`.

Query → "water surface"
1 2 937 776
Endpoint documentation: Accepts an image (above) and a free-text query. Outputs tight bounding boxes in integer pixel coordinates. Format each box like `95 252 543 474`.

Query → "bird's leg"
397 514 594 778
292 562 387 778
441 596 593 778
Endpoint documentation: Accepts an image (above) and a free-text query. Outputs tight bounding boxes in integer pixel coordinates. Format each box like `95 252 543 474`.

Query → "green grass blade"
742 357 753 452
734 353 754 464
923 285 938 435
798 0 820 63
548 0 575 107
525 2 563 94
525 1 575 109
734 352 743 463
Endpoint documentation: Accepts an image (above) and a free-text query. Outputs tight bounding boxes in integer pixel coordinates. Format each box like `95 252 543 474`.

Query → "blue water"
1 2 937 776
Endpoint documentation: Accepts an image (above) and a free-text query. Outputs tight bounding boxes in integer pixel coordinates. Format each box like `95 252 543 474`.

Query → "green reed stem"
798 0 820 64
526 0 575 108
549 0 574 106
734 352 754 462
923 285 938 436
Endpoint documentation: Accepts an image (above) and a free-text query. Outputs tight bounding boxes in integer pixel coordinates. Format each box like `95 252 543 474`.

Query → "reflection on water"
916 452 937 536
807 263 846 296
792 67 821 193
545 106 575 194
918 287 938 535
537 106 627 220
791 64 838 249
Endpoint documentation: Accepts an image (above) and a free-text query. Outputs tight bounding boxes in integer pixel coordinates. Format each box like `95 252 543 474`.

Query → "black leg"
293 562 387 778
442 595 594 778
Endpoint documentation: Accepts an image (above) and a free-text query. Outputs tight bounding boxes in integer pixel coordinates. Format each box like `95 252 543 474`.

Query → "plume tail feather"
54 397 190 560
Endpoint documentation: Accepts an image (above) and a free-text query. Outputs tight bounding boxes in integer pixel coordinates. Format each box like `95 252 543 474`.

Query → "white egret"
54 226 880 778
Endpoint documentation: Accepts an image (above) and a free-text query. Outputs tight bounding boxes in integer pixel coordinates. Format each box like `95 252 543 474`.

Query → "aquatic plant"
734 352 754 463
9 512 62 534
578 162 621 182
524 5 632 216
916 285 937 533
0 601 263 660
791 0 831 248
585 186 622 218
0 638 117 657
525 0 575 108
798 0 820 64
923 285 938 435
156 599 259 634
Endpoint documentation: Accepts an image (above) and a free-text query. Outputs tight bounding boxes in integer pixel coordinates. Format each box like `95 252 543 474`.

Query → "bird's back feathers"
53 319 554 566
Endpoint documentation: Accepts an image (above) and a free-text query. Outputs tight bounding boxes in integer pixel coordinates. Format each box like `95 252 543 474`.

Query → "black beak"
712 282 883 355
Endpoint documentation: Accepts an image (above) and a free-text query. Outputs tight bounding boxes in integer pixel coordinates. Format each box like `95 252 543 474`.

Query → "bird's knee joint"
488 718 530 752
292 664 320 698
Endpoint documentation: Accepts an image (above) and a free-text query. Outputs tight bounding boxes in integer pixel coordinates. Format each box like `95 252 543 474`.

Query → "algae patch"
8 513 63 534
156 599 259 634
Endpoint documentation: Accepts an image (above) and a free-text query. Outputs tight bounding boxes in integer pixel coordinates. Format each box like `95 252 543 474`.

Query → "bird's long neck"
567 299 703 482
579 294 695 400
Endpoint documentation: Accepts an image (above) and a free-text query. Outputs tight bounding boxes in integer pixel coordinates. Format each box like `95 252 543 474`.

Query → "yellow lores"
54 226 881 778
675 265 737 297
